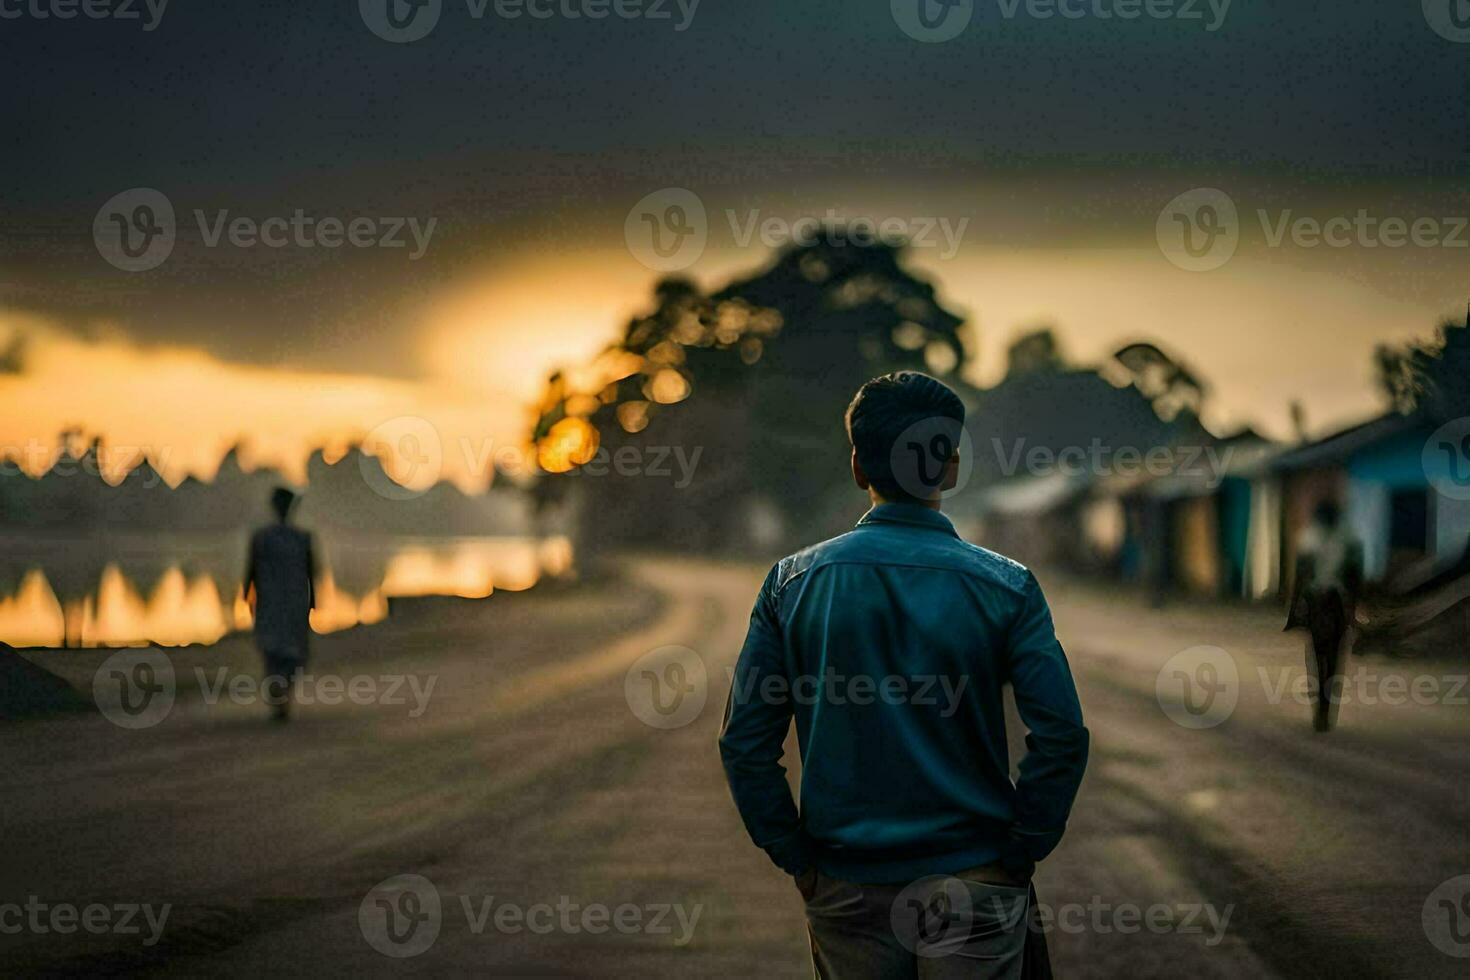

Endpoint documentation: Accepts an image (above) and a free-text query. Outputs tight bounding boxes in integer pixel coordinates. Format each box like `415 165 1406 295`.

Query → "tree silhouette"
1374 302 1470 419
1113 341 1207 424
1005 328 1067 378
530 235 970 551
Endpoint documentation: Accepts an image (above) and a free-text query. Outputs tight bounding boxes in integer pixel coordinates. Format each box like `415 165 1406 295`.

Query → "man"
244 487 318 721
719 372 1090 979
1286 499 1362 732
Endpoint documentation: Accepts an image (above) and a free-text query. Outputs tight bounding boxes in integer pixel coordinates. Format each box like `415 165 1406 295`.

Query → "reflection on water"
0 532 573 648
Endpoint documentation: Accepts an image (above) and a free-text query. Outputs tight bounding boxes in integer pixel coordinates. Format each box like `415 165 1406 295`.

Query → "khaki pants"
805 868 1032 979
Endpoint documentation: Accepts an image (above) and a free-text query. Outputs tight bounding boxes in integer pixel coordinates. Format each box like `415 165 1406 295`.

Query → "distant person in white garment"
244 487 318 721
1286 500 1363 732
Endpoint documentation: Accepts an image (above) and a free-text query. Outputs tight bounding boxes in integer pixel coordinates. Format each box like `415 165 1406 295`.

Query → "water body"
0 530 573 648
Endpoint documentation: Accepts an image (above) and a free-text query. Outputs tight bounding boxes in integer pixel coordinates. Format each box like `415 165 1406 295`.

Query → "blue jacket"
718 503 1089 883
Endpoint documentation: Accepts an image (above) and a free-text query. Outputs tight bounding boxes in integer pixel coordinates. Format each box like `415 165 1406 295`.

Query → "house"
1094 429 1279 599
948 361 1203 570
1270 413 1470 594
959 469 1094 570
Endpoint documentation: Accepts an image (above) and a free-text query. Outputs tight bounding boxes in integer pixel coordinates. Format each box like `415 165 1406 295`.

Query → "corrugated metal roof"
1270 413 1422 472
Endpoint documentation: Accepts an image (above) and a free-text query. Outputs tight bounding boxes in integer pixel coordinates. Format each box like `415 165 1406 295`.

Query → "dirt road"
2 559 1468 977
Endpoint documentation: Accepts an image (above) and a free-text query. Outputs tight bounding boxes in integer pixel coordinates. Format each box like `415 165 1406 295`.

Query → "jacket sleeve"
717 564 812 876
1001 572 1090 868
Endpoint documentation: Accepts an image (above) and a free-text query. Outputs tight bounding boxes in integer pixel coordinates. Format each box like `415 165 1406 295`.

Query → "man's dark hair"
270 486 298 522
845 371 966 502
1314 499 1341 528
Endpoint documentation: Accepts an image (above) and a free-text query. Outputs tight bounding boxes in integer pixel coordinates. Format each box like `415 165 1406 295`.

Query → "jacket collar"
856 502 959 537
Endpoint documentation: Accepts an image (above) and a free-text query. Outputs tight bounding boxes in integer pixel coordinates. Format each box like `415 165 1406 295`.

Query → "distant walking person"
1287 500 1363 732
244 488 317 721
719 372 1089 979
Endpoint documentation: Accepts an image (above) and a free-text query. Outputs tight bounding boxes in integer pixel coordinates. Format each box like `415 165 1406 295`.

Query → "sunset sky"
3 2 1467 486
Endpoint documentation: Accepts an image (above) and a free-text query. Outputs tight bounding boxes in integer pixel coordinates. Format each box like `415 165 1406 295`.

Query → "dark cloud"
2 0 1467 368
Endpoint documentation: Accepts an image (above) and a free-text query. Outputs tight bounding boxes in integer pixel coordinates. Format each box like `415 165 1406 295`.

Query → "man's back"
719 502 1089 884
720 371 1086 976
247 523 314 658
